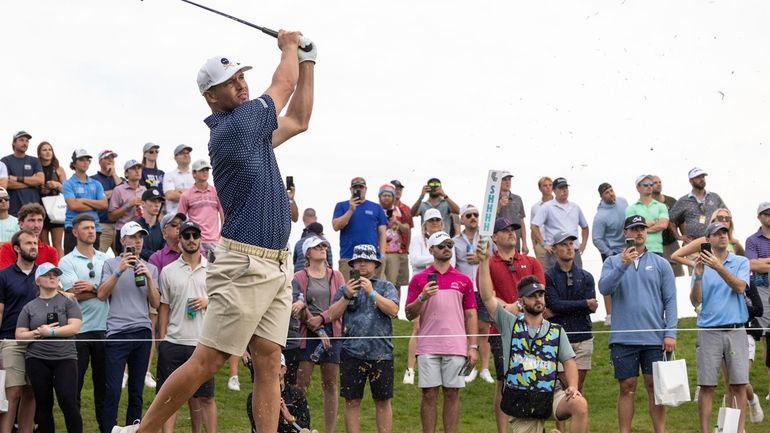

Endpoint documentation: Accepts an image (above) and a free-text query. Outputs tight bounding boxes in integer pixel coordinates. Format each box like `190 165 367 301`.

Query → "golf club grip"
262 28 314 53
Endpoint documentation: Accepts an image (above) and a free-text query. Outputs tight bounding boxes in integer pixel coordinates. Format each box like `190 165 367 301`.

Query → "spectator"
140 142 164 194
37 140 66 257
148 212 187 274
91 149 123 253
178 159 223 257
2 131 43 216
497 171 529 254
63 149 107 255
0 203 59 267
302 207 317 227
746 202 770 400
59 214 110 433
0 229 39 433
625 175 669 255
97 221 160 433
161 144 194 215
135 189 165 260
598 215 677 433
0 161 7 189
294 236 345 433
453 204 494 384
108 160 146 255
328 244 399 433
293 222 332 272
530 176 554 268
591 182 627 325
669 167 728 253
390 179 414 250
690 222 751 432
410 177 460 236
246 353 313 433
15 262 83 433
0 187 18 242
332 177 387 280
405 231 477 433
379 183 411 291
478 254 588 433
156 221 217 433
671 208 744 268
482 217 545 433
651 175 684 277
531 177 589 270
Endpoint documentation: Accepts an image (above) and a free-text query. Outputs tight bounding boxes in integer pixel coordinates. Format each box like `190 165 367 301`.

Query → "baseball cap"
501 170 513 179
552 177 569 189
197 55 253 94
635 174 653 186
597 182 612 195
423 208 442 222
192 159 212 171
98 149 118 160
34 262 63 280
306 222 324 236
519 281 546 298
120 221 149 238
350 177 366 187
427 177 441 186
302 236 330 256
426 231 452 248
390 179 405 189
161 212 187 229
13 131 31 140
460 204 478 217
0 187 8 197
71 149 92 161
348 244 382 266
141 189 164 201
553 232 578 245
706 222 729 236
688 167 708 179
757 202 770 215
174 144 193 156
624 215 647 230
142 142 159 153
179 220 201 234
378 184 395 197
493 217 521 233
123 159 142 172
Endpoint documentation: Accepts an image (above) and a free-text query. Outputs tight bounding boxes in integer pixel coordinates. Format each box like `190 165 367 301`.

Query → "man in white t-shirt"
162 144 194 215
0 187 18 243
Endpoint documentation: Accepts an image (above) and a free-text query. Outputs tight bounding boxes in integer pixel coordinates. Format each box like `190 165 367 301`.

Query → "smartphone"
386 209 394 219
700 242 712 254
46 312 59 325
352 189 361 200
427 273 437 284
458 358 474 377
286 176 294 191
351 270 361 281
625 239 635 250
125 246 136 255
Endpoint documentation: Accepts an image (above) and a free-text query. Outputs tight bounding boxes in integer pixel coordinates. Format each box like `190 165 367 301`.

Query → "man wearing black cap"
292 221 332 271
531 177 589 270
63 148 108 254
2 131 44 216
691 222 752 432
411 177 460 235
598 215 677 433
134 189 165 260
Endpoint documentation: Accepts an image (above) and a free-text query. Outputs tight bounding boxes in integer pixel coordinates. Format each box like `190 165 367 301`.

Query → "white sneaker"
479 369 495 384
228 375 241 391
603 315 611 326
122 372 128 389
403 368 415 385
766 393 769 401
144 372 156 389
464 368 478 383
111 420 140 433
693 385 700 402
749 393 764 423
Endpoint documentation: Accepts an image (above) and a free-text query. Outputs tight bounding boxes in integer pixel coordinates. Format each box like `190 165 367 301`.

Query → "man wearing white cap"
63 148 107 255
669 167 727 246
2 130 44 216
112 30 317 433
405 231 478 433
178 159 223 257
108 160 146 255
97 221 159 433
162 144 194 215
91 149 123 253
625 175 669 255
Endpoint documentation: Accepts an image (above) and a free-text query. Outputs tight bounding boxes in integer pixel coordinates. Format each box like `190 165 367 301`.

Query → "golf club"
178 0 313 52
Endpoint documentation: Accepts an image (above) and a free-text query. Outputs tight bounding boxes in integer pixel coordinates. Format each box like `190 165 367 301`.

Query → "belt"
701 323 744 330
219 237 289 261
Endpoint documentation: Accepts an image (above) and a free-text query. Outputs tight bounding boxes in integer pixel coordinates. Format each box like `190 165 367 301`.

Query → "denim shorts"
609 344 664 380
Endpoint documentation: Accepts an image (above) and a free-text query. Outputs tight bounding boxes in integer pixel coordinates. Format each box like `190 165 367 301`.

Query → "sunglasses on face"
716 215 732 223
434 242 454 250
428 182 441 188
87 262 95 279
0 197 8 202
181 231 201 240
464 213 479 218
640 182 654 187
146 150 159 154
761 212 770 217
427 218 442 223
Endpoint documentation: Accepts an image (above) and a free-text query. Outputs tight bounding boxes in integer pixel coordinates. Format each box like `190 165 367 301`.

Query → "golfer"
112 30 316 433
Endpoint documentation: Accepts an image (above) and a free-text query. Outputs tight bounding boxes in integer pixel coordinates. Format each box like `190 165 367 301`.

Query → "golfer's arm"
265 45 299 115
273 62 314 148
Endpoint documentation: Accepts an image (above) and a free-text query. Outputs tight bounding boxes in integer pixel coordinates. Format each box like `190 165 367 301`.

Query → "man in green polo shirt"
625 175 669 254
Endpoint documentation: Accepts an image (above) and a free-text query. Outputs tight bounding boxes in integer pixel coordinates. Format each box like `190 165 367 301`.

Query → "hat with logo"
426 231 452 248
98 149 118 160
142 142 159 153
624 215 647 230
378 184 396 197
552 177 569 189
597 182 612 195
120 221 149 238
519 281 546 298
688 167 708 179
501 170 513 179
161 212 187 229
706 222 729 236
390 179 405 189
757 202 770 215
179 220 201 234
123 159 142 172
423 208 442 222
192 159 212 171
303 236 330 257
141 189 164 201
13 131 31 140
348 244 381 266
71 149 92 161
34 262 63 280
553 232 578 245
460 204 478 217
174 144 193 156
493 217 521 233
350 177 366 187
197 55 253 94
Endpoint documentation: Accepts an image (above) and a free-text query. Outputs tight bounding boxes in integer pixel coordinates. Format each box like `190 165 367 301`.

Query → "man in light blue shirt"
63 149 107 254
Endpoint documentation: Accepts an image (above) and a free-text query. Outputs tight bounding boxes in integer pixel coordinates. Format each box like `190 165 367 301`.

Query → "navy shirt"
205 95 289 250
91 171 120 223
0 264 38 339
141 167 165 195
134 217 164 261
1 155 43 216
332 200 387 259
544 264 596 342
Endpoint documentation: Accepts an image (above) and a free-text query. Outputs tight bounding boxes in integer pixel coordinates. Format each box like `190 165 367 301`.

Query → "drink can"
186 298 196 319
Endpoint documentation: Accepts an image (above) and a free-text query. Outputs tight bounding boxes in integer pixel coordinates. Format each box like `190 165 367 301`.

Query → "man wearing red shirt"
483 217 544 433
0 203 58 268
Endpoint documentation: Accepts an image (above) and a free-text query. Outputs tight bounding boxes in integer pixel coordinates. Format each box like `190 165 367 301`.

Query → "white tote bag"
713 397 740 433
652 352 690 407
0 370 8 412
41 194 67 224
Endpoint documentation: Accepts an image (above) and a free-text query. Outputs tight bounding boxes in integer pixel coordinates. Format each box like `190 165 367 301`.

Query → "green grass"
64 317 770 432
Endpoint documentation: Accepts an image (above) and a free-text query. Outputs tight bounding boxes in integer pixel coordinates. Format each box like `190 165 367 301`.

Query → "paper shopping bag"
652 352 690 407
713 396 740 433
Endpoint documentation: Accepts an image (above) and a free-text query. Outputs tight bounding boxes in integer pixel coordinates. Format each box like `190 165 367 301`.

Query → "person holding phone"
671 208 744 270
16 262 83 433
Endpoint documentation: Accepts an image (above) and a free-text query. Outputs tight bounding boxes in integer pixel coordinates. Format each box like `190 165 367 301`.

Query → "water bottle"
310 329 327 362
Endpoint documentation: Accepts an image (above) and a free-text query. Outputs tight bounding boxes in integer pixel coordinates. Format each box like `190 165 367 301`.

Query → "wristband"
694 275 703 281
418 294 426 303
18 176 24 184
50 328 56 337
114 270 122 278
123 202 130 210
468 344 479 350
369 291 377 301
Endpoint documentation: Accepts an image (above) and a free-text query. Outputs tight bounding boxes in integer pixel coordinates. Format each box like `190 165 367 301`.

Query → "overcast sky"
3 0 769 317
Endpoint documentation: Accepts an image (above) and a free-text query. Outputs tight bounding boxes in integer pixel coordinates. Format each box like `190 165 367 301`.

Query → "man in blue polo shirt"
332 177 388 280
63 148 107 254
691 222 751 433
2 131 44 216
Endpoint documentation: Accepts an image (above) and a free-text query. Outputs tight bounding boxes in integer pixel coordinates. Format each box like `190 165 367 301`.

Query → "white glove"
297 36 317 64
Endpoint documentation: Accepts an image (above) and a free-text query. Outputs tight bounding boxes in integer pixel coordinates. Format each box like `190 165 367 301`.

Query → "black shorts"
489 334 505 381
339 350 394 401
156 341 215 398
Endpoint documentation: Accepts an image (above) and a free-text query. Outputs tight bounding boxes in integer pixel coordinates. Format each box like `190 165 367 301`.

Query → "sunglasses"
146 149 159 154
464 213 479 218
640 182 654 187
181 231 201 240
716 215 732 223
427 182 441 188
0 197 8 203
427 218 442 223
761 212 770 217
87 262 95 279
434 242 454 250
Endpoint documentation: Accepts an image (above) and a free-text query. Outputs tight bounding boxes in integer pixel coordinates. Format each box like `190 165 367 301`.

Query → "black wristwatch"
18 176 24 184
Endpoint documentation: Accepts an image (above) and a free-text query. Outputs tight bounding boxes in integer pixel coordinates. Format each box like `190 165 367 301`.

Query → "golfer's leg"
249 336 283 433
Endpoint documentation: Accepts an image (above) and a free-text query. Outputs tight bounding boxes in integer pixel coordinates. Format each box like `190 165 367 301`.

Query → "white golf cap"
120 221 149 238
426 231 452 248
71 148 92 161
635 174 653 186
688 167 707 179
460 204 478 217
302 236 329 256
197 56 252 94
423 208 442 222
34 262 62 280
192 159 212 171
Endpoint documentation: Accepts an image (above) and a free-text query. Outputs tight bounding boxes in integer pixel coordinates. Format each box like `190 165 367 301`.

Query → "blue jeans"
102 328 152 433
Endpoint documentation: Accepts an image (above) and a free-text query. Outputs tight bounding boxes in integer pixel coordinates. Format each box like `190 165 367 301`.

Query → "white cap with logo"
197 56 252 94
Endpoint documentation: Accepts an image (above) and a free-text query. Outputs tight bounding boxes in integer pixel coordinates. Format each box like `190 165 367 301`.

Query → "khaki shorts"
383 253 410 288
1 341 30 387
510 389 566 433
558 338 593 372
198 238 292 356
98 223 116 254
